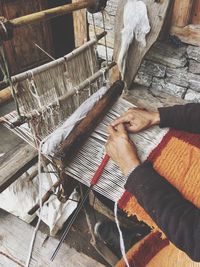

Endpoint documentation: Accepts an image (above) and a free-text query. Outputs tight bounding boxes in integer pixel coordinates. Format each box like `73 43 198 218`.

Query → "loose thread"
114 202 130 267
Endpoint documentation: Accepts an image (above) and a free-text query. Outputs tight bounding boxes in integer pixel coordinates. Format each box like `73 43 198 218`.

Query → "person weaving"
106 103 200 262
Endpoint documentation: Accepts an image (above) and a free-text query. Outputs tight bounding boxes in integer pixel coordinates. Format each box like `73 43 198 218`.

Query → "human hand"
111 108 160 133
106 124 140 175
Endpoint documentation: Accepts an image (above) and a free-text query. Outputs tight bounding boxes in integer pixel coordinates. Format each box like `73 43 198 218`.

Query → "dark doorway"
47 0 75 58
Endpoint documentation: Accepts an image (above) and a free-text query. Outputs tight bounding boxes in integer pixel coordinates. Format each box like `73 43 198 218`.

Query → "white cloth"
42 86 108 155
118 0 151 78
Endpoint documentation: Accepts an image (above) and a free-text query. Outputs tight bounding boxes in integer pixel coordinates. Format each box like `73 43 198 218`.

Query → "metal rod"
51 154 110 261
11 0 95 28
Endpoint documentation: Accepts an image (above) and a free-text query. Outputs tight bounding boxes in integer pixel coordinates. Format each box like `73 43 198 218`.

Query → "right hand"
111 108 160 133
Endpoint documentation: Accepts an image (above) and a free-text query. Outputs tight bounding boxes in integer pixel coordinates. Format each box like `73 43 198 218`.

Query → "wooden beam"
0 142 38 193
11 0 95 28
171 24 200 46
0 208 104 267
54 80 124 167
0 86 12 106
172 0 194 27
73 0 88 47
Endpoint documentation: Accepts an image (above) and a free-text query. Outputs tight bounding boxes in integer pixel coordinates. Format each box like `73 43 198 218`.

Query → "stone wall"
87 1 200 102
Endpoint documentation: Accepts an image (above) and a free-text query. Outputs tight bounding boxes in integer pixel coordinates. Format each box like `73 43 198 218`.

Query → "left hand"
106 124 140 175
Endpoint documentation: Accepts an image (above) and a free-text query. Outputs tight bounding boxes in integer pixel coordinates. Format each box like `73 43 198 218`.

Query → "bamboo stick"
11 31 106 83
11 61 115 127
11 0 95 28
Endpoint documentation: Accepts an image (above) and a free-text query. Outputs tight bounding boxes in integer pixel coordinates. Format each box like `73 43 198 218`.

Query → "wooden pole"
172 0 194 27
11 0 95 28
0 87 12 106
53 80 124 168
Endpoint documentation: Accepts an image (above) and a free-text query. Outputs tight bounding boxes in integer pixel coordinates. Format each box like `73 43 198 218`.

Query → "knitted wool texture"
118 129 200 230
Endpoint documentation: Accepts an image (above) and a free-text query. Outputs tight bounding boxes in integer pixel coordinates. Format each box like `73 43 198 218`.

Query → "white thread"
114 202 130 267
0 20 8 37
25 141 43 267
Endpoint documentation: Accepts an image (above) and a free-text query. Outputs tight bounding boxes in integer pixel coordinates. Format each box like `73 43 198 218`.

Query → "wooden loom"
0 0 187 266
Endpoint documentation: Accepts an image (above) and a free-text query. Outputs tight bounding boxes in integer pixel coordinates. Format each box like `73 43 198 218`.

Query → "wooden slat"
113 0 172 89
171 24 200 46
0 208 105 267
73 0 88 47
171 0 194 27
0 142 38 193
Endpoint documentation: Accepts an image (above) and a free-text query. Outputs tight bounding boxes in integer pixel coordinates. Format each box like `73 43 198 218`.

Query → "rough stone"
165 67 189 88
187 45 200 63
151 77 187 97
139 60 166 78
188 73 200 92
146 42 187 68
134 72 152 87
184 89 200 103
188 60 200 75
96 45 113 61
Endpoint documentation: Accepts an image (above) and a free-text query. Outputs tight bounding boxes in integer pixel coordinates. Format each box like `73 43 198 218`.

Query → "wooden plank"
171 0 194 27
0 208 105 267
171 24 200 46
124 84 188 111
192 0 200 24
73 0 88 47
113 0 172 89
0 0 54 75
0 142 38 193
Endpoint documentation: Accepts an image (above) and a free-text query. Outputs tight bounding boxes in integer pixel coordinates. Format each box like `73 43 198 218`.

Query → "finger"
116 123 127 134
107 125 116 136
111 116 130 127
126 124 138 133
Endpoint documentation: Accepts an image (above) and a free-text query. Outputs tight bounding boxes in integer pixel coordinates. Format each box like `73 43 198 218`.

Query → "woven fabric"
118 129 200 230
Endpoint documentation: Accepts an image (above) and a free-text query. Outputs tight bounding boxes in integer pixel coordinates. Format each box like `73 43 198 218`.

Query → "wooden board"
0 208 105 267
0 142 37 193
124 84 188 111
171 0 193 27
0 0 54 75
113 0 172 89
170 24 200 46
72 0 88 47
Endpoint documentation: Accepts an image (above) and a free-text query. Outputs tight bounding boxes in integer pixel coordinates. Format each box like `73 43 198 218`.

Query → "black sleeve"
125 161 200 262
158 103 200 133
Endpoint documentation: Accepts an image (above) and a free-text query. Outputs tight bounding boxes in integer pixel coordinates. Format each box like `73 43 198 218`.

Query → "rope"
101 11 109 65
92 14 98 40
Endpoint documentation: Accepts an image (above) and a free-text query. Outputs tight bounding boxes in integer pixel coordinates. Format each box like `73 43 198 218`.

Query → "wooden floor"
0 208 105 267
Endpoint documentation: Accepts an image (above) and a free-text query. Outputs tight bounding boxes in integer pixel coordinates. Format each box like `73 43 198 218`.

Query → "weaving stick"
54 80 124 168
51 154 110 261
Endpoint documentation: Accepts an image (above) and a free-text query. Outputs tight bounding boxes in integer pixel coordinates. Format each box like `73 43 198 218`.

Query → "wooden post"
172 0 194 27
192 0 200 24
73 0 88 47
